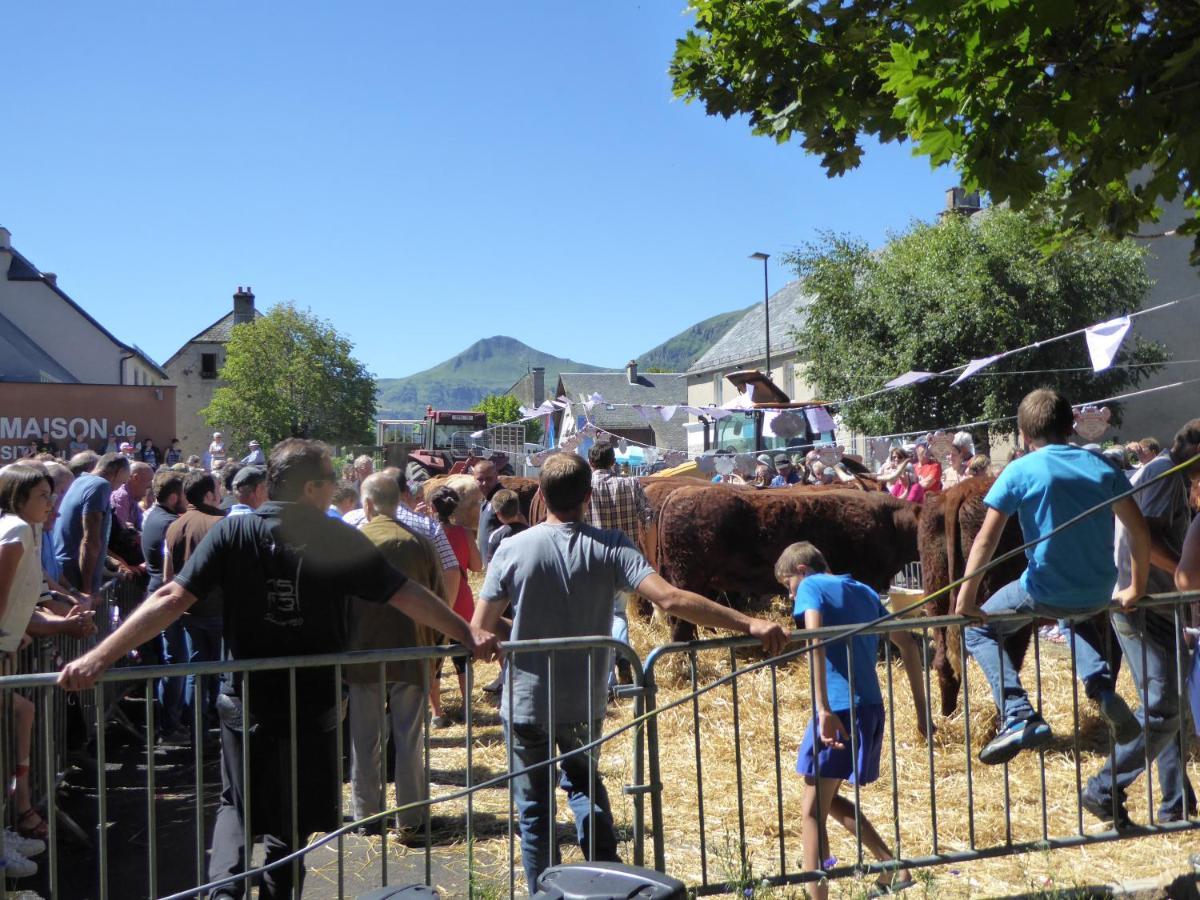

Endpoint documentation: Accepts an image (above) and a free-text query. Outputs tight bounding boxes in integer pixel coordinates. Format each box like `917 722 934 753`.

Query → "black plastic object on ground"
533 862 687 899
355 886 439 899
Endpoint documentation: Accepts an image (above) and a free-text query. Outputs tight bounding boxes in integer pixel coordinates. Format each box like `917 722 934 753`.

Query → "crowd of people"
0 392 1194 893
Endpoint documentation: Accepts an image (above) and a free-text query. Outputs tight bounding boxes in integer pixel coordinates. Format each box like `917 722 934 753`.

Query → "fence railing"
641 591 1200 896
0 633 648 899
0 591 1197 897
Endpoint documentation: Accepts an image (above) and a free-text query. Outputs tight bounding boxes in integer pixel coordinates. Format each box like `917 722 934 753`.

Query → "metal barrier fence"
0 591 1197 897
641 590 1200 896
0 635 648 899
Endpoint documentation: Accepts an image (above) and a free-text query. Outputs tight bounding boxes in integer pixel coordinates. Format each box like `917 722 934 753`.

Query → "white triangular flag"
658 405 677 422
951 354 1002 386
1085 316 1131 372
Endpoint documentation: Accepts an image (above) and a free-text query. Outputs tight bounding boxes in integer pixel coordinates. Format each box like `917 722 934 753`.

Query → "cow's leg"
931 626 961 717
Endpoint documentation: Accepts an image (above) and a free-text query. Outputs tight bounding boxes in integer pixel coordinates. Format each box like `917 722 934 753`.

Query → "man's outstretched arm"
636 573 788 655
59 581 198 690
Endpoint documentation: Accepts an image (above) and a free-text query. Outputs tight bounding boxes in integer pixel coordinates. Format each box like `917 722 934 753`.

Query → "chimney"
944 186 981 215
531 366 545 405
42 272 57 287
0 227 10 250
233 285 255 326
626 360 638 384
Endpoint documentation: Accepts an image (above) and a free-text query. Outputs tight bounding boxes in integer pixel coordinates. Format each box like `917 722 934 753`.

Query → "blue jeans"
609 592 631 689
1087 609 1196 817
183 616 224 726
158 621 192 732
964 579 1114 726
506 720 618 890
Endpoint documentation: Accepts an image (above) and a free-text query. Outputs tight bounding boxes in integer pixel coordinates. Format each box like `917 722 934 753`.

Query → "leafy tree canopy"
472 394 544 444
202 302 376 451
671 1 1200 260
789 205 1167 437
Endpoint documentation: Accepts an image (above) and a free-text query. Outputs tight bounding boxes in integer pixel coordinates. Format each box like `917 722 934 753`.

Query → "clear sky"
4 2 950 378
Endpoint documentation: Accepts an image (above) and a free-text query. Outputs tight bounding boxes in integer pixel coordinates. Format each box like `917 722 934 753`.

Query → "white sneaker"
4 828 45 858
3 850 38 878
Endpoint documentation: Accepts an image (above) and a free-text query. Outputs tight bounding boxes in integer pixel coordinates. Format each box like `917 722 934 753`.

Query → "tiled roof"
163 309 262 369
557 371 690 449
688 280 815 373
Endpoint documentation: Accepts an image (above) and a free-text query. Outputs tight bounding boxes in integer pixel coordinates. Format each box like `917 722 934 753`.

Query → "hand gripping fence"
3 452 1197 897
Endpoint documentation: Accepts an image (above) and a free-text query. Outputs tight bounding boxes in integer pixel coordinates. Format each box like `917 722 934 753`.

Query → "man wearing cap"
769 454 801 487
228 466 268 516
241 440 266 466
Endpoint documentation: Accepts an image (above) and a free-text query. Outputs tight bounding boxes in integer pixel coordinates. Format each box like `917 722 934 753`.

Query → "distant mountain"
376 336 606 419
635 305 751 372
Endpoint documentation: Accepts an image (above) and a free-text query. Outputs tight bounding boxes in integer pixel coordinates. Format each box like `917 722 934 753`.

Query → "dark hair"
430 485 461 523
152 468 185 505
95 452 131 478
1017 388 1074 443
183 471 217 506
0 465 53 516
222 462 242 493
268 439 333 502
540 453 591 514
381 466 408 497
588 442 616 470
1171 420 1200 460
331 483 359 507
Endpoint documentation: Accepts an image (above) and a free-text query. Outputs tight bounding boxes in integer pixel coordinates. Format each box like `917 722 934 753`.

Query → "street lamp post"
749 252 770 376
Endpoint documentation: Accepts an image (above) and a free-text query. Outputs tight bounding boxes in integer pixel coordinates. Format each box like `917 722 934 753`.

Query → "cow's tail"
944 489 970 680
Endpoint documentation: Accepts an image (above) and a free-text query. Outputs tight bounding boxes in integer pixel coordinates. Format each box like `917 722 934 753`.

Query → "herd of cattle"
420 470 1038 717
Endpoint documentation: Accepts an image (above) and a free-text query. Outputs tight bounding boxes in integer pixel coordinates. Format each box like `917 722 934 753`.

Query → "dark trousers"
208 695 339 899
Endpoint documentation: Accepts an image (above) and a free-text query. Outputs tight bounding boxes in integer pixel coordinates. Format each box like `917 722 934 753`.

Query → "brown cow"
653 484 920 641
498 475 539 521
918 478 1027 716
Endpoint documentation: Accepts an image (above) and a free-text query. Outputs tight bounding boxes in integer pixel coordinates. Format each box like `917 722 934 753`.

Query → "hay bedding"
339 576 1198 897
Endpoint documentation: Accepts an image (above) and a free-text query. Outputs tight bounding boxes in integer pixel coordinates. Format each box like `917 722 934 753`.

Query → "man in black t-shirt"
61 439 498 900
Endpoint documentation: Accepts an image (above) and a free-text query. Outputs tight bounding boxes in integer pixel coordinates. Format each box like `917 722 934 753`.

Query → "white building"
0 226 166 386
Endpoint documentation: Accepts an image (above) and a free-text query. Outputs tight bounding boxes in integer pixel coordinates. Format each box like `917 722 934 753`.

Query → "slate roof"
163 308 263 369
688 279 815 374
557 371 690 449
0 309 80 383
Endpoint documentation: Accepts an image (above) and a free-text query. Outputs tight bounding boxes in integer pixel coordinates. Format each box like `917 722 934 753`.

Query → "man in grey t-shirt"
1085 419 1200 827
475 453 787 890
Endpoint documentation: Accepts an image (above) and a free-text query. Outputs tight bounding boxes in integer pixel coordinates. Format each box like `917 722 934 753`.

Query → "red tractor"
377 406 514 487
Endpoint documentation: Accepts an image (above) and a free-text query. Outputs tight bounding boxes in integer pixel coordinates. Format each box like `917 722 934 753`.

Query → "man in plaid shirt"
587 441 652 684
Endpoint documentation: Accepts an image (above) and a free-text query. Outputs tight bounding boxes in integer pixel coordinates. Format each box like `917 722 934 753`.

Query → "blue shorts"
796 703 885 785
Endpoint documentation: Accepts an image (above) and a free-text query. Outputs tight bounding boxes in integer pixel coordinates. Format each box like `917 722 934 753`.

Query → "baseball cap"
232 466 267 490
119 442 134 451
248 440 260 447
774 454 791 465
756 454 772 466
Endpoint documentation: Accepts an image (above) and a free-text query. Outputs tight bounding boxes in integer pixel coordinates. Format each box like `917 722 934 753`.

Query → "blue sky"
4 2 950 378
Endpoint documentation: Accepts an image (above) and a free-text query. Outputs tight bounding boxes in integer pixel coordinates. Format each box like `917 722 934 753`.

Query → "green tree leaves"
788 205 1167 437
201 302 376 451
671 0 1200 261
472 394 544 445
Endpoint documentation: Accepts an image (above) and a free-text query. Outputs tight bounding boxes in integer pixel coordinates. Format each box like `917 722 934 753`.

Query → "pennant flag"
1085 316 1131 372
658 405 677 422
885 371 935 389
805 406 837 433
951 354 1003 386
631 405 651 423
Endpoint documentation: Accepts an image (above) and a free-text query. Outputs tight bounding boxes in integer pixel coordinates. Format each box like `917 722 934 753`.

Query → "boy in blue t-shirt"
777 542 912 899
957 389 1151 765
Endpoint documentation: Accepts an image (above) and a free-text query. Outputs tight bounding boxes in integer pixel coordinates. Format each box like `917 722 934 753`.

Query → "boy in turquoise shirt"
957 389 1151 764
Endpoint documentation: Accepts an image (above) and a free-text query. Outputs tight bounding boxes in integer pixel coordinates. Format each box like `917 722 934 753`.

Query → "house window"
200 352 219 380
